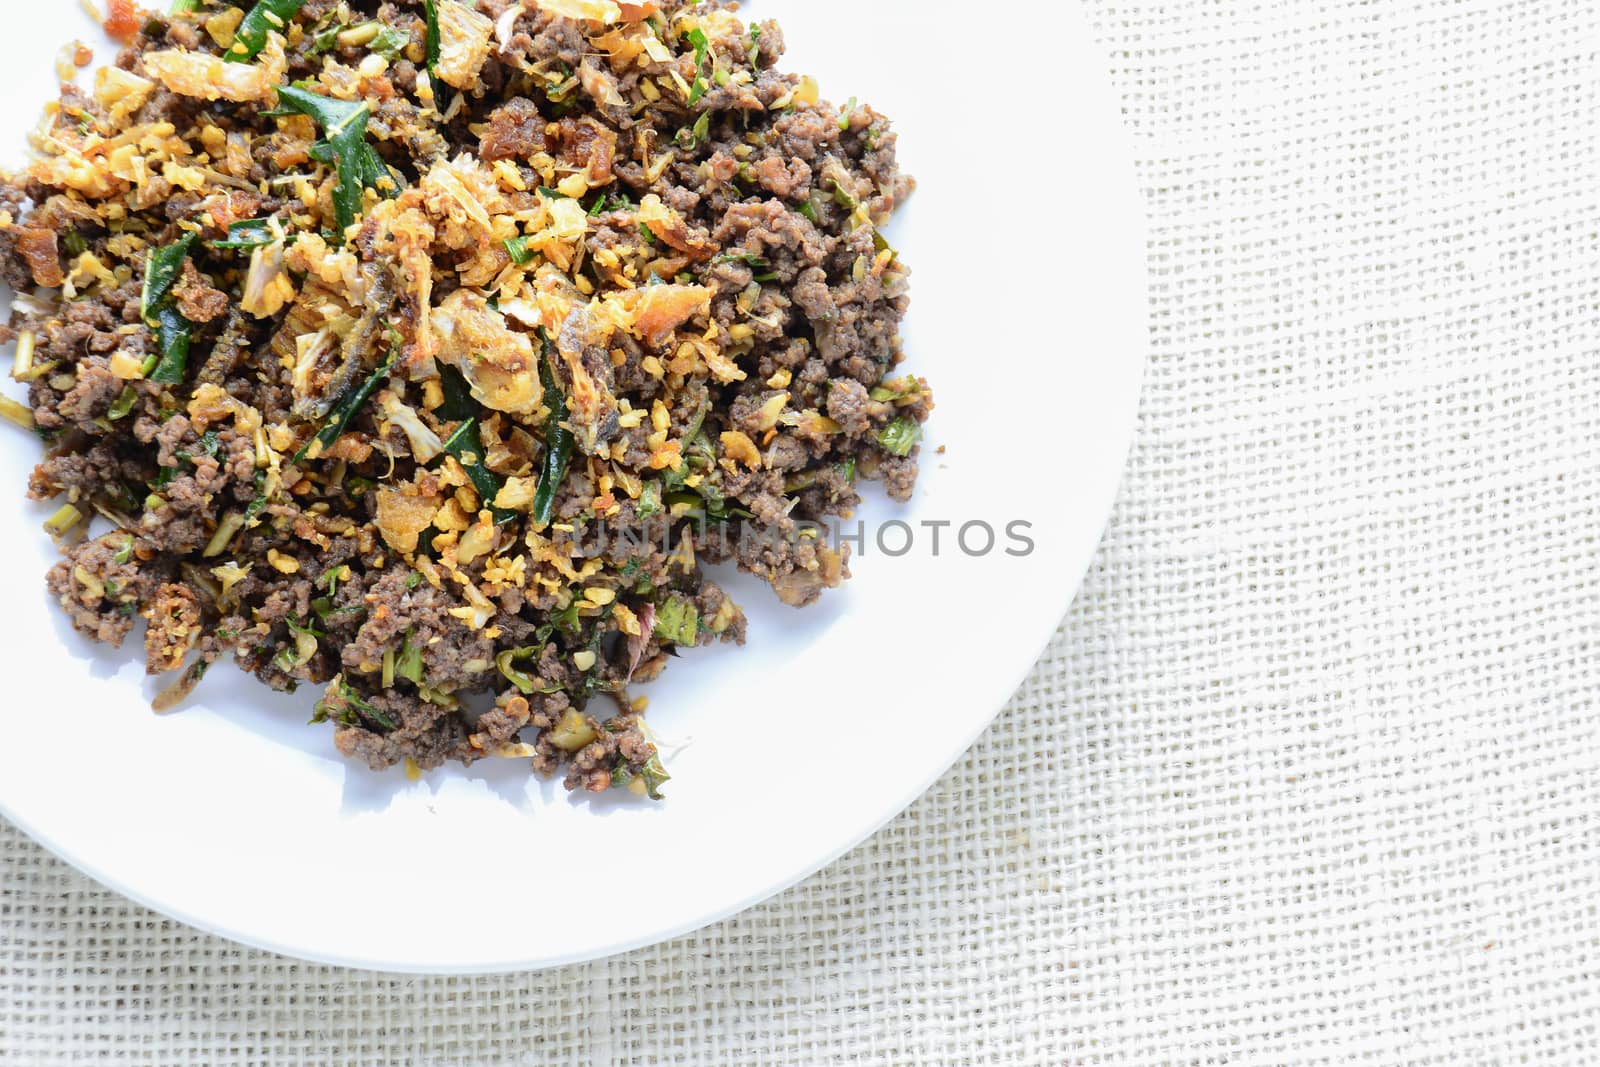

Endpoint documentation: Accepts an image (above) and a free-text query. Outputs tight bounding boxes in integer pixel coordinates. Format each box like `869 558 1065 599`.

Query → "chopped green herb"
286 615 324 639
495 647 540 695
638 221 658 245
636 481 662 520
653 594 699 647
839 456 858 483
295 348 395 462
551 597 582 636
422 0 441 75
433 365 478 422
243 470 270 525
639 753 671 799
183 430 223 461
417 685 458 708
310 19 344 53
710 250 775 281
665 488 704 518
312 678 395 730
212 217 294 251
275 614 322 671
225 0 307 64
107 386 138 421
575 632 609 702
673 477 750 525
141 233 195 321
368 23 412 60
441 417 516 524
503 236 532 265
395 631 424 685
317 563 350 595
114 536 135 565
839 96 857 131
404 571 424 590
676 110 711 150
147 304 192 384
533 347 575 527
870 377 923 403
614 752 672 799
587 191 632 216
783 470 818 494
170 431 222 467
684 27 711 105
274 85 389 234
877 415 922 457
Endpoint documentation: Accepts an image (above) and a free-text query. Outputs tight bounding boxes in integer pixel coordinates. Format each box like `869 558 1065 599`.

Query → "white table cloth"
6 0 1600 1061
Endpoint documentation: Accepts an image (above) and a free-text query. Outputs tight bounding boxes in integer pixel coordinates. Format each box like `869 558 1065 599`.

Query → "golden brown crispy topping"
431 289 543 416
143 34 287 103
433 0 496 90
376 484 444 555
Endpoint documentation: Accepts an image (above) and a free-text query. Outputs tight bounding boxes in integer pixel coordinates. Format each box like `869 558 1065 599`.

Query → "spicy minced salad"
0 0 927 798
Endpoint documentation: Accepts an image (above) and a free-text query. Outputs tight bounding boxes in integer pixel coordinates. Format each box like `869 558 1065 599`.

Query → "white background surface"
9 0 1600 1061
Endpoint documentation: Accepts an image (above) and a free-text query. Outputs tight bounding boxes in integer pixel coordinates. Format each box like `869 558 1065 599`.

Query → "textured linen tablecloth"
7 0 1600 1062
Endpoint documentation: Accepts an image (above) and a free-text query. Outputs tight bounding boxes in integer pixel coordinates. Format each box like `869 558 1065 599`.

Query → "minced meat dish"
1 0 928 798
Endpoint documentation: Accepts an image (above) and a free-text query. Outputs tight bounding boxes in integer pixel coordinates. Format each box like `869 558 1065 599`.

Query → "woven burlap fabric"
8 0 1600 1061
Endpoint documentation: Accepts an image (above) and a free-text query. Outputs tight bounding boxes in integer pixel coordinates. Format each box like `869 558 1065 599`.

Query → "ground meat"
497 9 589 72
760 433 805 472
825 378 873 435
752 155 812 201
1 0 929 800
332 688 478 772
55 358 124 428
173 261 229 324
479 97 550 162
344 570 497 691
528 710 656 793
873 455 921 504
45 532 157 647
29 438 147 504
475 691 532 746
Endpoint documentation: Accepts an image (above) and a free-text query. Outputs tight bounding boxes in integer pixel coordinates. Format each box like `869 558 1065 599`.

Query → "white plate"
0 1 1143 972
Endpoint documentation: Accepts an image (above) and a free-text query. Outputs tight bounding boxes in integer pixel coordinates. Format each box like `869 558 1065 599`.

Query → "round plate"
0 1 1143 972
